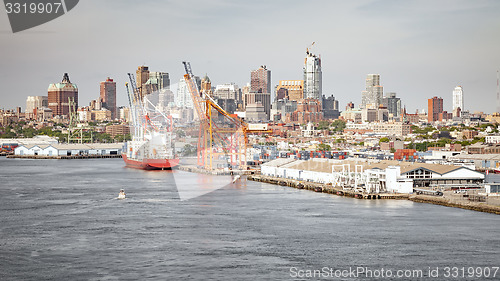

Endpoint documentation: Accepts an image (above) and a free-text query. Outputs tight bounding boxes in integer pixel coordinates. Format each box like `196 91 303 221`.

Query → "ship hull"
122 153 180 170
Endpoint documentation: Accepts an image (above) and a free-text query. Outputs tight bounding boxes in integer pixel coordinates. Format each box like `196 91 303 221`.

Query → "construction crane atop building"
306 41 315 55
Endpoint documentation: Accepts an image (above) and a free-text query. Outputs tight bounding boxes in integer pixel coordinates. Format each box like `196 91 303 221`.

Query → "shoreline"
6 154 121 159
248 174 500 215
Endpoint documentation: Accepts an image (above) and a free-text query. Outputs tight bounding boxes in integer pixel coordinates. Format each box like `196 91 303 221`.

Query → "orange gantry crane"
182 61 249 170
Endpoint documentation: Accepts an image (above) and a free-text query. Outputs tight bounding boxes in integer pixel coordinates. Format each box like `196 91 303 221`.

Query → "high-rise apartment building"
322 95 340 119
381 92 401 118
361 74 383 109
303 50 322 100
48 73 78 117
175 76 200 109
201 74 212 96
250 65 271 94
428 96 444 122
26 96 48 119
144 72 170 93
100 77 117 119
276 80 304 101
246 92 271 120
453 86 464 112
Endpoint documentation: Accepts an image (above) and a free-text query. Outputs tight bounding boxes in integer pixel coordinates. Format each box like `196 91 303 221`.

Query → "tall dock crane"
182 61 249 170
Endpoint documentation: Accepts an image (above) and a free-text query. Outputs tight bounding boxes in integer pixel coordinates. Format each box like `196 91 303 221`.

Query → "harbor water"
1 157 499 280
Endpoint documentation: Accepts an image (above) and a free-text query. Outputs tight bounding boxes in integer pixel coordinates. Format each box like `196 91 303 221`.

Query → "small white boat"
118 189 126 199
232 175 241 183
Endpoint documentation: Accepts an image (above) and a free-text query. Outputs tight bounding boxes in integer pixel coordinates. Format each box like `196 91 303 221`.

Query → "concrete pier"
177 165 255 176
7 154 122 159
248 174 409 200
248 174 500 215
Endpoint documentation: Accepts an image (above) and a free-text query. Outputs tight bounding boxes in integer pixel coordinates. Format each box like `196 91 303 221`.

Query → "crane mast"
182 61 247 170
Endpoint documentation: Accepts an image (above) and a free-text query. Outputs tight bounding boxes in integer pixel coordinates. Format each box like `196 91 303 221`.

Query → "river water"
1 158 499 280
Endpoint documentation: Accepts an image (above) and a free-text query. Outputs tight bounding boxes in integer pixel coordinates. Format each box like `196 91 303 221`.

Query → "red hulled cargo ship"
122 153 180 170
123 75 179 170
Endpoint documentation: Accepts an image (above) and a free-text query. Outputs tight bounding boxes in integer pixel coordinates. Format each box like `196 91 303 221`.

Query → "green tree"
316 120 330 130
182 144 196 156
317 143 331 151
379 137 390 143
331 120 346 132
176 129 186 138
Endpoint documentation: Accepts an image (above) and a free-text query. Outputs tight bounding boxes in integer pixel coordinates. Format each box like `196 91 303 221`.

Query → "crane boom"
182 61 247 170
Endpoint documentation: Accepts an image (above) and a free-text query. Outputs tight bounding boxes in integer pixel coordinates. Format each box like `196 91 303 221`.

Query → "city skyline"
1 1 500 113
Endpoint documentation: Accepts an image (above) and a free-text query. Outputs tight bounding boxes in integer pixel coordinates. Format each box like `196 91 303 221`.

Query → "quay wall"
7 155 121 159
248 174 500 215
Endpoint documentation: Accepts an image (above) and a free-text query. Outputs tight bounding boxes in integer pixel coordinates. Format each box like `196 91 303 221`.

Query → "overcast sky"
1 0 500 113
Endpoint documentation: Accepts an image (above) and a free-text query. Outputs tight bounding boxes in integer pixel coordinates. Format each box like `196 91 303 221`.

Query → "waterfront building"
100 77 116 119
261 158 484 193
14 143 123 157
361 74 383 109
48 73 78 117
303 50 322 100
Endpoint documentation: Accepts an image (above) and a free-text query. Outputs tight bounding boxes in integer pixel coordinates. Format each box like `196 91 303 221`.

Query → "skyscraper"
145 72 170 92
26 96 48 119
303 50 322 100
48 73 78 117
250 65 271 94
381 92 401 118
136 66 150 98
200 74 212 96
361 74 383 109
100 77 117 119
452 86 464 112
175 76 200 108
428 96 443 122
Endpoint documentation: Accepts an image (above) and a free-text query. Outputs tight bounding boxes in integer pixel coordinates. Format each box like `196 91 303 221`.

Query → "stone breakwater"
248 174 500 215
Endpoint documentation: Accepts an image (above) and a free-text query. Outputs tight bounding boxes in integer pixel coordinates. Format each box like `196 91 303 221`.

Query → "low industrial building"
261 158 485 194
14 143 123 157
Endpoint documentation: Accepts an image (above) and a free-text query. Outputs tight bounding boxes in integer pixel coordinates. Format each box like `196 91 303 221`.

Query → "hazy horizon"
1 0 500 114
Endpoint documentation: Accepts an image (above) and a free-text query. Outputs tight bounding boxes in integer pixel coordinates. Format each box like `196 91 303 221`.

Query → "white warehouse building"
261 158 485 194
14 143 123 157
